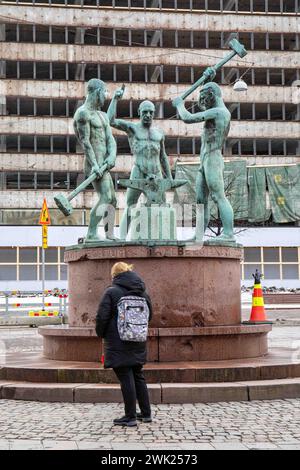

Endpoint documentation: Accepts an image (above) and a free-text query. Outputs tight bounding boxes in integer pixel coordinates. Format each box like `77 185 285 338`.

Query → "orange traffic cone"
249 269 267 322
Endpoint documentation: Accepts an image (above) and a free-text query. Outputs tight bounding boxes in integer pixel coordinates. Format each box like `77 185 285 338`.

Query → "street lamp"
233 79 248 92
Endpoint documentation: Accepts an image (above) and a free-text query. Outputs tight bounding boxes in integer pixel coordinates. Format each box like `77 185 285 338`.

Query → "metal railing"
0 290 68 324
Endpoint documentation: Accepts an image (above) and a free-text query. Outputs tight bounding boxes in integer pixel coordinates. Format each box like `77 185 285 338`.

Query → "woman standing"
96 262 153 427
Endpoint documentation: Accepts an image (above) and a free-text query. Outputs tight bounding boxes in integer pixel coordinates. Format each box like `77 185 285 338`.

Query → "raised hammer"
180 38 247 100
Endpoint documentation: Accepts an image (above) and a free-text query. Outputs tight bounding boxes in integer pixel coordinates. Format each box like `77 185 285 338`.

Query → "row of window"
0 247 67 281
0 171 126 191
5 25 300 52
5 98 300 122
4 61 299 86
0 208 291 227
0 209 124 226
0 247 299 281
11 0 300 14
0 264 67 281
242 247 300 281
1 135 299 156
0 247 65 263
0 172 81 191
0 246 298 264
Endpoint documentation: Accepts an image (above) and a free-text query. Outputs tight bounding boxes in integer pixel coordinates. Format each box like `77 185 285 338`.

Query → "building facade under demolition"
0 0 299 290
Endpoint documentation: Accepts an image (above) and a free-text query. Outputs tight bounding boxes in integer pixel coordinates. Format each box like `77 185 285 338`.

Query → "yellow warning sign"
42 225 48 249
39 198 51 225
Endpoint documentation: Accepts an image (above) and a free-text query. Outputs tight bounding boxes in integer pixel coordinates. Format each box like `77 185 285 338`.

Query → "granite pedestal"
39 243 271 362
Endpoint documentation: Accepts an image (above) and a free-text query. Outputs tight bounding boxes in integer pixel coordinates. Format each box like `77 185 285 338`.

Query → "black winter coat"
95 271 153 369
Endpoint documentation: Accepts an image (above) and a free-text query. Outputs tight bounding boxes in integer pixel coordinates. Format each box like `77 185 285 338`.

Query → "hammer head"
229 38 247 58
54 194 73 216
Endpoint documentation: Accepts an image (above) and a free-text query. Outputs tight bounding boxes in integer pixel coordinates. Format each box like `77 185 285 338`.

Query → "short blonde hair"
111 262 134 278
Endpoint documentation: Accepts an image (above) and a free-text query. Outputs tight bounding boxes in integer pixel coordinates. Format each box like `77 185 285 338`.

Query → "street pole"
39 198 50 310
42 243 45 311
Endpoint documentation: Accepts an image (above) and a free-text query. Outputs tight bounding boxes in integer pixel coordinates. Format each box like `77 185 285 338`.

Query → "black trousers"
113 365 151 419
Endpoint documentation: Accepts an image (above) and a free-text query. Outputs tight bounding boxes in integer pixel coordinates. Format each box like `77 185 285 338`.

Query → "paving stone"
246 443 280 450
278 444 300 450
43 440 78 450
178 443 215 450
0 439 10 450
77 441 111 450
10 439 44 450
211 443 249 450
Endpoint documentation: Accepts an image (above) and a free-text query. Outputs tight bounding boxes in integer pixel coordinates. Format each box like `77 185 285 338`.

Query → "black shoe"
137 413 152 423
113 416 137 427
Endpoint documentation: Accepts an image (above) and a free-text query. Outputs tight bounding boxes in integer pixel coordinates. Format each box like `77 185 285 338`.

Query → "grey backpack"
117 296 150 342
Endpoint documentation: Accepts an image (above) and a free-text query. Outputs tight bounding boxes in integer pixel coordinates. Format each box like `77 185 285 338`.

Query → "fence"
0 290 68 325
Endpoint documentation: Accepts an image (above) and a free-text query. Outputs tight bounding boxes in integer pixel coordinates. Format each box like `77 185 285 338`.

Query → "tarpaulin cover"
174 161 300 223
266 164 300 223
248 167 271 223
174 160 248 221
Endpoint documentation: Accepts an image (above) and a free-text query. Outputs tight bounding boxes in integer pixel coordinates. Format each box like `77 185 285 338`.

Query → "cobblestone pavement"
0 399 299 450
1 327 300 450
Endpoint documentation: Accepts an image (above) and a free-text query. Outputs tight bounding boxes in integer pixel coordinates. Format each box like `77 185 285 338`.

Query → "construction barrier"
28 310 59 317
0 290 68 320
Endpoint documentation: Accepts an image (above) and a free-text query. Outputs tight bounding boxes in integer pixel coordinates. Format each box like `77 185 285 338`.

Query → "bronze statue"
73 79 117 241
173 75 235 244
107 86 173 239
171 39 248 245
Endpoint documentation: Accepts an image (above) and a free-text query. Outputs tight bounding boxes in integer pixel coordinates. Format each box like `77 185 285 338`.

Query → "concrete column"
74 0 86 155
147 0 163 86
224 0 237 11
0 24 6 153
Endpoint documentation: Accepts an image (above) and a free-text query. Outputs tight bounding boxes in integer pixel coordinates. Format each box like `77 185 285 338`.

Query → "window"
60 265 68 281
44 248 58 263
0 247 68 282
244 248 261 263
0 266 17 281
264 248 279 263
19 248 37 263
282 248 298 263
0 248 17 263
243 247 300 281
282 265 299 280
264 264 280 280
39 265 59 281
244 264 263 281
19 265 37 281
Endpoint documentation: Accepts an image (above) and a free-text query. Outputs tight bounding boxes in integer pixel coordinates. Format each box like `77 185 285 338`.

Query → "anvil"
118 176 187 206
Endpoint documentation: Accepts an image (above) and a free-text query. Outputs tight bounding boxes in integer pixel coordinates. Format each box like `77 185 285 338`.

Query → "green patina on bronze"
56 36 247 246
72 78 117 242
118 175 187 206
118 175 187 241
107 86 174 239
171 38 247 246
173 73 236 245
